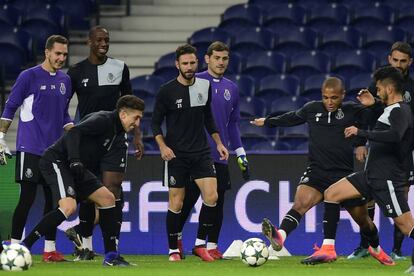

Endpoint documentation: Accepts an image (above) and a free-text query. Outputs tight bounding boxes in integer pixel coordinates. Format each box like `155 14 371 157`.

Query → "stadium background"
1 0 414 256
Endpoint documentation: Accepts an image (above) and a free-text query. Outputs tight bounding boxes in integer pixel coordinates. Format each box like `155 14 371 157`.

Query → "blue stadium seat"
296 0 332 9
240 119 268 137
277 124 309 148
226 74 256 98
318 26 362 56
142 97 155 117
0 4 22 26
306 3 350 33
248 0 287 9
273 27 318 56
332 50 376 79
9 0 42 13
230 27 274 57
350 4 394 33
395 5 414 35
250 140 275 151
0 30 28 79
347 73 372 98
139 118 152 137
288 51 331 80
295 141 309 151
263 4 306 26
264 21 300 36
363 27 407 56
131 75 164 99
55 0 96 30
239 97 266 118
274 140 293 151
189 27 231 49
376 52 389 67
301 74 328 100
219 4 263 35
256 74 300 103
268 96 305 116
342 0 379 11
242 51 285 82
153 52 177 82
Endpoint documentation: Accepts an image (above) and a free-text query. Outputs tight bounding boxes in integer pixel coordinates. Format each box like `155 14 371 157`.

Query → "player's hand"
357 89 375 106
133 137 144 160
344 126 359 138
217 143 229 160
237 155 250 180
0 132 12 165
250 118 265 127
160 145 175 161
69 159 84 180
355 146 368 162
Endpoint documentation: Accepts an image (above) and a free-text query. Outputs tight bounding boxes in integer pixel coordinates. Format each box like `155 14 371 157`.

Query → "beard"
179 68 195 80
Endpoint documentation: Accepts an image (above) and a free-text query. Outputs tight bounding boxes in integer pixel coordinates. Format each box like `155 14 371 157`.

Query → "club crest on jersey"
25 168 33 178
335 108 344 120
403 91 412 102
197 93 203 103
107 73 115 83
224 89 231 101
60 83 66 95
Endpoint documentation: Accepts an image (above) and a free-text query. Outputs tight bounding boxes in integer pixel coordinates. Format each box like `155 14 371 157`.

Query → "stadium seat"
142 97 155 117
226 52 244 75
301 74 328 100
363 27 407 56
256 74 300 104
376 52 389 67
273 27 318 56
226 74 256 98
295 141 309 151
350 4 394 33
55 0 96 30
347 73 372 98
131 75 164 99
395 5 414 35
242 51 285 82
306 3 350 33
153 52 177 82
332 50 376 79
277 124 309 149
239 97 266 118
0 31 28 79
248 0 289 10
268 96 305 116
288 51 331 80
250 140 275 151
296 0 332 9
9 0 41 13
0 4 22 26
230 27 274 57
219 4 263 35
318 26 362 56
189 27 231 50
274 140 293 151
263 4 306 27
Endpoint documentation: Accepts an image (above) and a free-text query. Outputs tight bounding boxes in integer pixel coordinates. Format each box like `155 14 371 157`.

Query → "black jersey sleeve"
264 103 308 127
357 107 409 143
204 84 218 135
65 114 109 161
151 88 167 137
66 66 77 99
120 64 132 95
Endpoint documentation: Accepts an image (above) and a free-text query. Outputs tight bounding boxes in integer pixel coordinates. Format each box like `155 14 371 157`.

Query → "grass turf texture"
8 255 411 276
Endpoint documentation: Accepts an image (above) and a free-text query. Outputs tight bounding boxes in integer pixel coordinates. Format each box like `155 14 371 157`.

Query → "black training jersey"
45 110 126 173
264 101 370 176
67 57 131 119
151 77 218 157
358 102 414 182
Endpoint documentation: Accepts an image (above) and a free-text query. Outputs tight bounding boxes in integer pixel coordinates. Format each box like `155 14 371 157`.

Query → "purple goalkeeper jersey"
1 65 73 156
196 71 243 164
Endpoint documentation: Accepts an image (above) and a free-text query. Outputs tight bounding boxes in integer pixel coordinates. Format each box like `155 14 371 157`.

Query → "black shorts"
39 156 102 208
347 171 410 218
407 150 414 185
215 162 231 190
100 133 128 173
164 154 216 188
15 151 45 184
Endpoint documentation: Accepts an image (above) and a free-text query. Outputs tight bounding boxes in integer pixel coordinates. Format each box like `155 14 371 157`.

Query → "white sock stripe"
285 215 299 225
202 202 217 208
409 226 414 238
324 200 340 204
168 208 181 214
58 208 68 219
97 205 116 209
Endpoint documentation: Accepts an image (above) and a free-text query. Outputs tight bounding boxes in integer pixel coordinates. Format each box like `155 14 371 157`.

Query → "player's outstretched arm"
250 118 265 127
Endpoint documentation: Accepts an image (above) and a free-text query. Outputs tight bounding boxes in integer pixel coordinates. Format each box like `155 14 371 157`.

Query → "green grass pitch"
11 255 411 276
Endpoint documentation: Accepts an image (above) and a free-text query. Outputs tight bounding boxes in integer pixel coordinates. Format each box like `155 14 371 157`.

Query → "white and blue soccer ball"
1 243 32 271
240 238 269 267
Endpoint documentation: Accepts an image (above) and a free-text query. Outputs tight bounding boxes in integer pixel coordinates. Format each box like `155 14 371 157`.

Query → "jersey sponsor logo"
25 168 33 178
40 85 46 90
81 78 89 87
169 176 176 186
175 99 183 108
335 108 344 120
403 91 412 102
67 186 75 196
60 83 66 95
224 89 231 101
315 113 322 122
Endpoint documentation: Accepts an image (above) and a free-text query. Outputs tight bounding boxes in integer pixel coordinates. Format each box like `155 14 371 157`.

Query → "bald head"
89 26 109 39
322 77 344 92
321 77 345 112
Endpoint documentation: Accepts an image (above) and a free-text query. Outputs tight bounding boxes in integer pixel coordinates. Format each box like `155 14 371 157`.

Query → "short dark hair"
373 66 404 95
89 25 109 39
175 44 197 60
116 95 145 112
206 41 230 56
390 41 412 58
322 76 345 91
45 35 68 50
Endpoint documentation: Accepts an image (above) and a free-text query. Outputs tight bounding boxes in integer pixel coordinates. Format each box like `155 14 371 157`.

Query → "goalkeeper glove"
237 155 250 180
0 132 12 165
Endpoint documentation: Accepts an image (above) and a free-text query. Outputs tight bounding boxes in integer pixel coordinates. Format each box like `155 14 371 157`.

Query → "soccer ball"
240 238 269 267
1 243 32 271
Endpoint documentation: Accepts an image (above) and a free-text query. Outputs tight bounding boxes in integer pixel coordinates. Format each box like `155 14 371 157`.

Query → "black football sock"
42 185 57 241
197 202 217 241
115 198 124 240
208 189 225 244
167 209 181 250
98 206 118 253
178 184 200 234
360 205 375 248
392 224 405 252
279 209 302 236
11 182 37 240
78 201 96 238
323 201 340 240
361 223 379 249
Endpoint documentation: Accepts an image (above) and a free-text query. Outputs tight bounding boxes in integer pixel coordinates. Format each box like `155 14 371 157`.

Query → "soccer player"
151 44 229 262
64 25 143 260
348 41 414 261
322 66 414 270
251 77 372 264
20 95 144 266
176 41 249 260
0 35 73 262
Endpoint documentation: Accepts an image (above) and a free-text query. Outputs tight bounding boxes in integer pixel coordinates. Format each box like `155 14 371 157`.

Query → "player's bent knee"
203 191 218 206
59 198 77 217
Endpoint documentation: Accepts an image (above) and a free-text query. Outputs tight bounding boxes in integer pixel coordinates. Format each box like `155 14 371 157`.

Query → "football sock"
11 182 37 240
42 185 57 242
361 223 379 249
98 205 117 253
360 205 375 248
44 240 56 252
323 201 340 240
178 184 200 233
79 201 96 238
23 208 67 249
115 198 124 240
280 209 302 236
392 224 405 252
209 189 225 244
167 209 181 250
197 202 217 241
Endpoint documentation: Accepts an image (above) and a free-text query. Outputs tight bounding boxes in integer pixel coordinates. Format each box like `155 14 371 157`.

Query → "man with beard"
151 44 229 262
64 26 143 260
348 42 414 261
0 35 72 262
